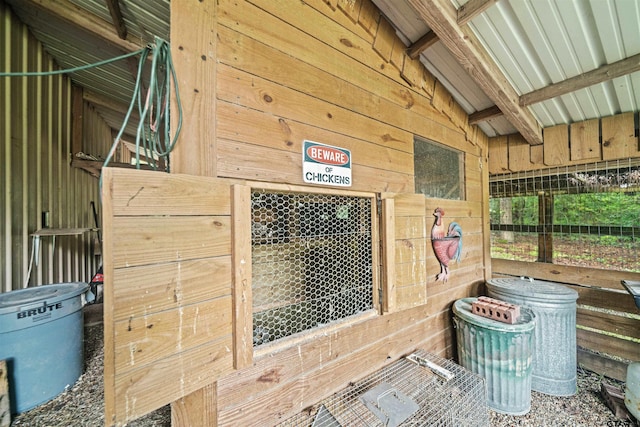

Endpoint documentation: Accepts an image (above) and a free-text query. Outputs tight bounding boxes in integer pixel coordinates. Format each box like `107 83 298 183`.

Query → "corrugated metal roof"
374 0 640 137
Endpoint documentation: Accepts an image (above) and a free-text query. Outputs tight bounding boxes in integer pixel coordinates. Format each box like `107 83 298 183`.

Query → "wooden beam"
457 0 498 26
104 0 127 40
520 52 640 106
24 0 142 52
407 31 439 60
468 105 502 125
407 0 543 145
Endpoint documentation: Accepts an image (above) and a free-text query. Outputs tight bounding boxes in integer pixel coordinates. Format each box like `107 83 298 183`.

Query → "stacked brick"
471 296 521 324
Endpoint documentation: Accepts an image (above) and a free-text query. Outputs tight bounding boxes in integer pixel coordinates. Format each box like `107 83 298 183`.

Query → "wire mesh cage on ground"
277 350 489 427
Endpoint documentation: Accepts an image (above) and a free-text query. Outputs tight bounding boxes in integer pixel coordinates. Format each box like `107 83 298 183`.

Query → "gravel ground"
9 323 639 427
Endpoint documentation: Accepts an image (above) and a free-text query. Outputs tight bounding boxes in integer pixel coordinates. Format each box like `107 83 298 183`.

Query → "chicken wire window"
251 189 375 347
490 160 640 272
414 137 465 200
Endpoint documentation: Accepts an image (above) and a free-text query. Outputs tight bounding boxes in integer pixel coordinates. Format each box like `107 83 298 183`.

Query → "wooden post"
537 191 553 263
171 383 217 427
169 1 220 425
170 0 217 176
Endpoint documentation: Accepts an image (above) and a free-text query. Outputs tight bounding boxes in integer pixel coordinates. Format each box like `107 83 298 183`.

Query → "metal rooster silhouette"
431 208 462 282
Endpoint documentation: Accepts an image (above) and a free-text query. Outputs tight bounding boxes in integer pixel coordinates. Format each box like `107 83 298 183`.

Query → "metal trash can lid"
0 282 88 315
453 297 535 332
487 277 578 302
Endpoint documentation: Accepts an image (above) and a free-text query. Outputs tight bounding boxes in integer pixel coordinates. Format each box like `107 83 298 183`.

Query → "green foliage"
554 192 640 226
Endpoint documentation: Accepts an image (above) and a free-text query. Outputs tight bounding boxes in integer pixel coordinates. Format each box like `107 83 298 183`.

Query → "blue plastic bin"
0 282 88 414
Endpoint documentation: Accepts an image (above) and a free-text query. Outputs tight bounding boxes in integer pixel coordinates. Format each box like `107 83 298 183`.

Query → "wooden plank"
217 308 453 425
337 0 361 23
401 55 423 88
577 348 628 382
488 135 508 174
105 168 231 216
0 360 9 427
372 16 394 62
170 0 217 176
508 133 532 171
216 64 413 153
491 258 640 291
577 306 640 340
216 102 414 175
530 143 544 169
172 383 218 427
394 216 426 240
114 338 234 423
232 185 253 369
217 139 414 194
381 198 396 313
570 118 600 161
112 257 232 321
577 327 640 362
114 297 232 374
111 216 231 268
602 112 636 160
543 124 569 166
457 0 498 26
575 287 639 314
219 0 474 151
357 0 379 36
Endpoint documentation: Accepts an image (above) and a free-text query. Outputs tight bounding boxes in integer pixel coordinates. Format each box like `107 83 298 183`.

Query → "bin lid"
0 282 88 315
487 277 578 302
453 297 535 332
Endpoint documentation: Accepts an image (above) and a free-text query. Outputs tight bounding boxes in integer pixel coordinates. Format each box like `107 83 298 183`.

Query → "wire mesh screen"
489 160 640 272
251 189 374 347
277 350 489 427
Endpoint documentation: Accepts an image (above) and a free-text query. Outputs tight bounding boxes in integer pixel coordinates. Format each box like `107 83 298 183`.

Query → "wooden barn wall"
204 0 488 425
488 111 640 174
0 3 100 293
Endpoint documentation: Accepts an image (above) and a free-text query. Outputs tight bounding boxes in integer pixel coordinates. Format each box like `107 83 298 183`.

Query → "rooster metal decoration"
431 208 462 282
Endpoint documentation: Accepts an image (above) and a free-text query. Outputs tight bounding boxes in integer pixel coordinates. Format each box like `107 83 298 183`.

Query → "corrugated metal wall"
1 3 101 293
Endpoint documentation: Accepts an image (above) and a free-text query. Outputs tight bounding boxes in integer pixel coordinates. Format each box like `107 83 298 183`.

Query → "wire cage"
277 350 489 427
251 189 375 347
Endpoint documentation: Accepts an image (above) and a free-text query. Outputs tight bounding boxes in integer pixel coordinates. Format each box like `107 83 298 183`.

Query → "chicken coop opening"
414 137 465 200
251 189 376 347
489 159 640 272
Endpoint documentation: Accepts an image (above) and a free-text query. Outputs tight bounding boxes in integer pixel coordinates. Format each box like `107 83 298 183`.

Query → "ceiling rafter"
457 0 499 26
520 52 640 107
468 105 502 125
105 0 128 40
406 0 543 145
407 31 439 60
24 0 142 52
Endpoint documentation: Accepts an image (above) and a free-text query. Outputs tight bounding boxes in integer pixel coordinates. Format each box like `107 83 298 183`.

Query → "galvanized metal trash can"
0 282 88 414
487 277 578 396
453 297 535 415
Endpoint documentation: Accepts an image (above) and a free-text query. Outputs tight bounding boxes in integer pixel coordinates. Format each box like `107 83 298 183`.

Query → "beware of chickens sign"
303 140 351 187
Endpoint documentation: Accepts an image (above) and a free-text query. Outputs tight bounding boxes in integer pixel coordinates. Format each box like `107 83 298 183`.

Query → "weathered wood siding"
488 111 640 174
0 3 100 292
